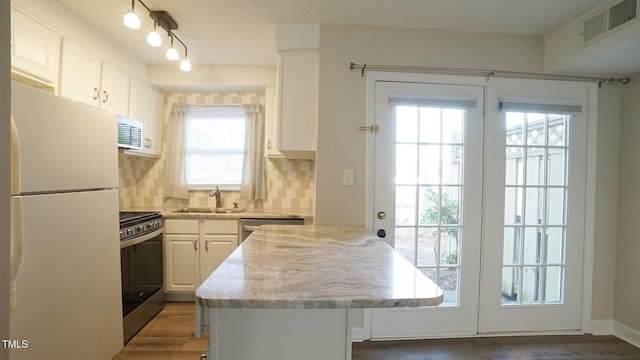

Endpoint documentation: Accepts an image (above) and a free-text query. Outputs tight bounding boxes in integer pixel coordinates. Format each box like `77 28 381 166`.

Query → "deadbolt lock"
377 211 386 220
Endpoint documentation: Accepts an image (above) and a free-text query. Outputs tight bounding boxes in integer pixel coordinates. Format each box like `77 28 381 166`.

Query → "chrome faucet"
209 186 221 208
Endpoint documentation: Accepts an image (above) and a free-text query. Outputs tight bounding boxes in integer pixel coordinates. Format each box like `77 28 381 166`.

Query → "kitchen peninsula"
195 225 443 360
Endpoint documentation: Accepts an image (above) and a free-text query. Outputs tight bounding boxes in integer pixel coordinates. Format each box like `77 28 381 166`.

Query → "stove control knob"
127 228 134 236
138 225 145 232
119 230 125 239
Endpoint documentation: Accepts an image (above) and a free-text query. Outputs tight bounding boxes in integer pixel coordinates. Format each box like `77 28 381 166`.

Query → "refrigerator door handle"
10 197 23 310
10 116 23 309
10 116 20 195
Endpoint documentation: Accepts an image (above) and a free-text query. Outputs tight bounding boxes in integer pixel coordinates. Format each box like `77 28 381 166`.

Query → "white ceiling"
57 0 607 68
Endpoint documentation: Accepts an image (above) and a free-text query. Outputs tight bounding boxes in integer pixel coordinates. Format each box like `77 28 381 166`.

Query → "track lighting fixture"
122 0 141 30
146 22 162 47
122 0 192 71
166 35 179 61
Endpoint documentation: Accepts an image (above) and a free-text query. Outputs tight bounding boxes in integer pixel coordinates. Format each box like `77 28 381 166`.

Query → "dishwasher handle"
243 225 260 232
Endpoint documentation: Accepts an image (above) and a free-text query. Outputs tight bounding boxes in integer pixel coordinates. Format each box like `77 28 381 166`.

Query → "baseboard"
589 319 614 335
614 320 640 349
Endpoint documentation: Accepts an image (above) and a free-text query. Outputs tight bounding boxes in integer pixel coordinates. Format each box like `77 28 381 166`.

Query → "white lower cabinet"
164 219 238 293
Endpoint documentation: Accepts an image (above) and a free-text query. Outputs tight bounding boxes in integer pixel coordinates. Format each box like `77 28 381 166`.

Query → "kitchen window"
185 105 245 190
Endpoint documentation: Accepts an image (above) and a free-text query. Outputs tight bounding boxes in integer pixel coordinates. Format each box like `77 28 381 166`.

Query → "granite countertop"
195 225 443 309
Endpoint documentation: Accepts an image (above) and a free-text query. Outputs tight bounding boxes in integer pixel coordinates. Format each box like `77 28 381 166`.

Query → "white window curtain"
241 104 266 200
163 103 189 199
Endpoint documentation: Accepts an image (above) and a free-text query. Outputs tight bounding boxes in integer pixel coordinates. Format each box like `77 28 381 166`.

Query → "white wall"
592 84 621 321
1 0 11 358
615 72 640 333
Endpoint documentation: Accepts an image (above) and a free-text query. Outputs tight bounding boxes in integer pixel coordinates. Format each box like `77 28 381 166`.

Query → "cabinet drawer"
201 220 238 235
165 219 199 234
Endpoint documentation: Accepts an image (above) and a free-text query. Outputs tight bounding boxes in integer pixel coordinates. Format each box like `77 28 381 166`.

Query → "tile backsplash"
118 91 315 211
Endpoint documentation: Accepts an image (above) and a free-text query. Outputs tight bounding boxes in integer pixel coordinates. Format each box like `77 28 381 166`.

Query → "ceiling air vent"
583 11 607 42
580 0 638 47
609 0 637 30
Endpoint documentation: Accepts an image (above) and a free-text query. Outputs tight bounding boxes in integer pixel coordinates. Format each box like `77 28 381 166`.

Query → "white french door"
370 81 484 338
368 76 593 338
478 79 590 333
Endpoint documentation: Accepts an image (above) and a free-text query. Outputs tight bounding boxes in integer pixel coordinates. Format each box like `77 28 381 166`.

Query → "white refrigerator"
9 81 123 359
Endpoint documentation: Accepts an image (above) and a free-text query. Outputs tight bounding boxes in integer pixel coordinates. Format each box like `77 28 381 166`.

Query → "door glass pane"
417 227 437 267
501 112 570 306
544 266 563 303
418 186 439 226
394 227 416 264
545 227 564 264
439 267 459 305
395 186 416 226
546 188 565 225
420 108 440 143
503 227 521 265
396 106 418 142
523 227 541 264
522 266 541 303
394 104 466 307
419 145 441 184
441 145 462 184
396 144 417 184
501 266 520 305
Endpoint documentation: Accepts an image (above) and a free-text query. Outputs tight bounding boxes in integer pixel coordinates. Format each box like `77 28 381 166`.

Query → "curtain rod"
349 62 631 87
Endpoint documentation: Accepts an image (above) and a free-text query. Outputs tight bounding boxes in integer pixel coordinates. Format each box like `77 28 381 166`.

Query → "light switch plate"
343 169 354 186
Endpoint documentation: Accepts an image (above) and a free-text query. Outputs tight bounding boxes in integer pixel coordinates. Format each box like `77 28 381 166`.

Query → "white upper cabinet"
10 8 61 90
264 85 284 158
100 62 130 116
127 80 164 157
275 51 318 159
59 40 101 106
60 39 130 116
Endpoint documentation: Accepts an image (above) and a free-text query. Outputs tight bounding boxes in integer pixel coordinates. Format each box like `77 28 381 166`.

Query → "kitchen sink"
214 208 246 213
172 207 246 214
172 207 214 213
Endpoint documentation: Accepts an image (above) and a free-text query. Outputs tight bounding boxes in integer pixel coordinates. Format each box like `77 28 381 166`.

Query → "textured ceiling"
57 0 604 67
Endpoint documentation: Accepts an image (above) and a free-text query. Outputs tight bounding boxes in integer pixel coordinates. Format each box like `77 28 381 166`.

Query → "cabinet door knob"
102 90 109 103
93 87 99 100
193 240 198 251
205 241 209 251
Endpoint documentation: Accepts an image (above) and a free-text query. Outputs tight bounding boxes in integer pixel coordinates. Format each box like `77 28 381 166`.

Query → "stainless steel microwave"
117 116 143 149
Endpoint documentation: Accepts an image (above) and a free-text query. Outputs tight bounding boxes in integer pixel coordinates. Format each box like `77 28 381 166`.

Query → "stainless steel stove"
118 211 164 343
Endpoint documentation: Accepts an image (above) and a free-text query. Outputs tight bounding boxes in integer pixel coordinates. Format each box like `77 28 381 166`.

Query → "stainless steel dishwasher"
239 218 305 242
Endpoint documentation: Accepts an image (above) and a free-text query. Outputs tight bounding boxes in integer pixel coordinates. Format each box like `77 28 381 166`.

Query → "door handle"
377 229 386 238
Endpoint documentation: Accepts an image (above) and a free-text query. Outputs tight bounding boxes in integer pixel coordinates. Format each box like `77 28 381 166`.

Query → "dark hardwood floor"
113 302 640 360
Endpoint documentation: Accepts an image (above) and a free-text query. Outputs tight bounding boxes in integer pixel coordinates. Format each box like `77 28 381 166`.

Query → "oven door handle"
120 228 163 249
